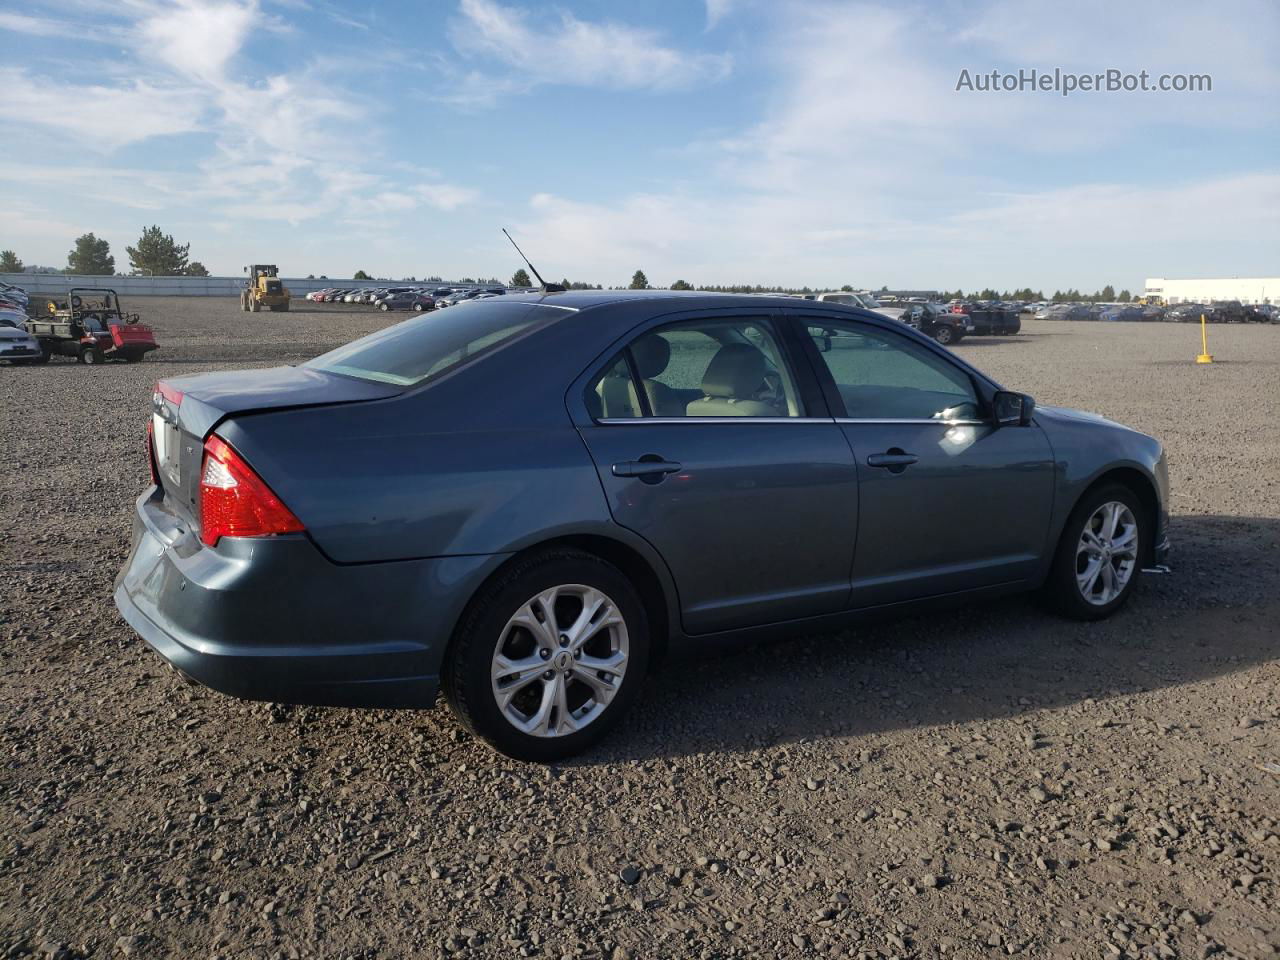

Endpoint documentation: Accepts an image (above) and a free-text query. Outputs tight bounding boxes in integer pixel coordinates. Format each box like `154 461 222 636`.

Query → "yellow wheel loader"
241 264 291 312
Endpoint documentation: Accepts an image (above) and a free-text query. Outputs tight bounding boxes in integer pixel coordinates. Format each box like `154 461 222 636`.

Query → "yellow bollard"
1195 313 1213 364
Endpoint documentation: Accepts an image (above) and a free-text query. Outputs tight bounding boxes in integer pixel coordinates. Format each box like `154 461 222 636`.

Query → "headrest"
701 343 765 399
631 335 671 379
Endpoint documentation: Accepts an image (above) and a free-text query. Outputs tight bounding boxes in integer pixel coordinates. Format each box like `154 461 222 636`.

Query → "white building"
1144 277 1279 305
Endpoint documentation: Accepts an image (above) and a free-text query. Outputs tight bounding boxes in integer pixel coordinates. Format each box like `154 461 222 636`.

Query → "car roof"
498 288 882 312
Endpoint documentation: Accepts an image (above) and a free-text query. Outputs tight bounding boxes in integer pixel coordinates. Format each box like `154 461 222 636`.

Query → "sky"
0 0 1277 291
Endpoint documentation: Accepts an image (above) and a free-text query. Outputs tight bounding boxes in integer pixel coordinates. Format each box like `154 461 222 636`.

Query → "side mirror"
993 390 1035 426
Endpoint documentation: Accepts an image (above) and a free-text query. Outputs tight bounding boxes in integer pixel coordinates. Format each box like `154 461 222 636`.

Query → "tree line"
0 249 1137 303
0 226 208 278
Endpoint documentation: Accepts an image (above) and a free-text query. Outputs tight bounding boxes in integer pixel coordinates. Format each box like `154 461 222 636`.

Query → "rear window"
305 300 557 387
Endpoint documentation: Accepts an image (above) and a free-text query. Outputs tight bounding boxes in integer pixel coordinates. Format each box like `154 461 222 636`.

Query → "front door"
796 317 1055 608
577 313 859 634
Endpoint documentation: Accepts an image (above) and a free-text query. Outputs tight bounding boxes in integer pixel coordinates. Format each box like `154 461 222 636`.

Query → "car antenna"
503 228 565 293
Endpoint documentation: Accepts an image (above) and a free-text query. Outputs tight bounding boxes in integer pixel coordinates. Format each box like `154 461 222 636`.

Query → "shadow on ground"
580 514 1280 764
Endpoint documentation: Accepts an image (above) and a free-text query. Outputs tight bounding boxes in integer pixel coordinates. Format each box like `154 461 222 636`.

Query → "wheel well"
551 535 672 662
457 535 673 664
1077 467 1160 564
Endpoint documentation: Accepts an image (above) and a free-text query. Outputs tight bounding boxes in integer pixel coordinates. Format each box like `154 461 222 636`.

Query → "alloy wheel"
490 584 629 737
1075 501 1139 605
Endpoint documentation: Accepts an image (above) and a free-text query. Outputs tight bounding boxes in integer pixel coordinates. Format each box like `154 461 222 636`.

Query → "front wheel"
1043 483 1146 620
933 325 956 345
79 344 105 365
442 550 650 762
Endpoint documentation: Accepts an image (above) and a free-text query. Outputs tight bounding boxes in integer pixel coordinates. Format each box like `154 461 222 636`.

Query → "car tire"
1043 483 1147 621
79 344 104 365
380 303 389 311
933 325 956 345
442 549 651 762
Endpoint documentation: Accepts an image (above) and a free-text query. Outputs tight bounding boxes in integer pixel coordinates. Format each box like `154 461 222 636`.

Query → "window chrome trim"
834 417 990 426
594 416 991 426
596 416 835 425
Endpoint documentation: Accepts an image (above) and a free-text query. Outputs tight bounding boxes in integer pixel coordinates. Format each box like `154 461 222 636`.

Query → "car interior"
593 321 802 419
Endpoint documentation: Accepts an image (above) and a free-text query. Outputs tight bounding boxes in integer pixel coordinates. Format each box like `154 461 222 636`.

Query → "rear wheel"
443 550 650 762
1044 483 1146 620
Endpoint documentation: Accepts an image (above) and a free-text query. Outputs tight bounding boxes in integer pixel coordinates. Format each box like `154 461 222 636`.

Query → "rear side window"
307 301 555 386
589 317 804 419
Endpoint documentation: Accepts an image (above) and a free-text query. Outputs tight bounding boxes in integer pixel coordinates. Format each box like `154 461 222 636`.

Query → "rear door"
792 313 1055 608
574 309 859 634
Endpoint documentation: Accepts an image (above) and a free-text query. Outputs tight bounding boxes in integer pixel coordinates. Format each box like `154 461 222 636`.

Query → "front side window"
806 322 980 421
590 318 803 419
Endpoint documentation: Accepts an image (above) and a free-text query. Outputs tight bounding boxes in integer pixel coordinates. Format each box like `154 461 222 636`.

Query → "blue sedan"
114 291 1170 760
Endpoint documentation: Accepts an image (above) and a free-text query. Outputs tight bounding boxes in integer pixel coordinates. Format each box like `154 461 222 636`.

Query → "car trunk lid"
151 366 401 527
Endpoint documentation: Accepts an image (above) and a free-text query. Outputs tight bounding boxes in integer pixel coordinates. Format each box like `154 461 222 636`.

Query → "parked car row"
305 284 514 312
1033 300 1276 323
0 281 30 319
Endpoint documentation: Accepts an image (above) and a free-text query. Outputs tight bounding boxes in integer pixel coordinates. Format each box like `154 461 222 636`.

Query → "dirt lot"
1 298 1277 960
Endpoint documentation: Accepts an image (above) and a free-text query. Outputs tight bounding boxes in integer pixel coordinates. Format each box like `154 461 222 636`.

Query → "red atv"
25 288 158 364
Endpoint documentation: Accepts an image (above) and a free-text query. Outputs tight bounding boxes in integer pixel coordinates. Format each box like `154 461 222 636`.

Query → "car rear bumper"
113 488 503 709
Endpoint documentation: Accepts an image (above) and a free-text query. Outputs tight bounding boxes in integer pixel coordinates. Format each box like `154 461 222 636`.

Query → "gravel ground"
2 298 1277 960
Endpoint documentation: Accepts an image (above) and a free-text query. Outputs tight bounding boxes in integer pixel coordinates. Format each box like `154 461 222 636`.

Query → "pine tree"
0 250 22 273
629 270 648 290
67 233 115 275
126 225 188 276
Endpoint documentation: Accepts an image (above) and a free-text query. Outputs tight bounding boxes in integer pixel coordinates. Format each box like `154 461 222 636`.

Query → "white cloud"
0 68 205 149
449 0 731 95
416 183 480 211
0 11 80 37
138 0 257 82
704 0 736 29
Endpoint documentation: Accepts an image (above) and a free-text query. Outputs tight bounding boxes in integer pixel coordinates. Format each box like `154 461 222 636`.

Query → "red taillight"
155 381 184 407
199 435 304 547
146 420 160 486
